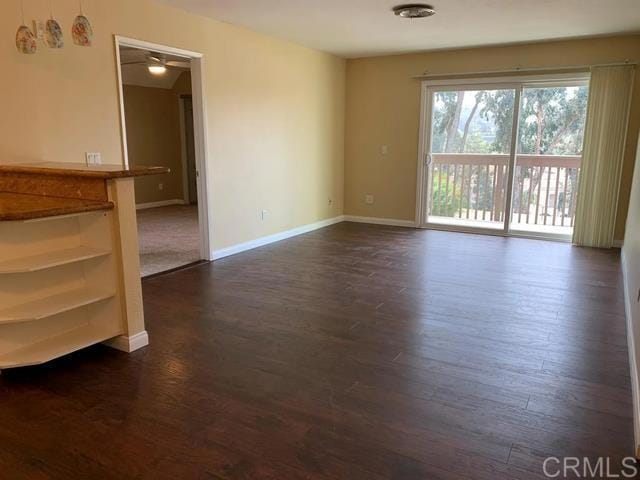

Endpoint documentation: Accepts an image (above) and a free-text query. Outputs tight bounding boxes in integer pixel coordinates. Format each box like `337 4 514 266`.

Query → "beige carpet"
136 204 200 277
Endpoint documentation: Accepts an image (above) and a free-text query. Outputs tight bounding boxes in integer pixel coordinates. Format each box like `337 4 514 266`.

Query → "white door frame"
415 72 590 240
114 35 212 261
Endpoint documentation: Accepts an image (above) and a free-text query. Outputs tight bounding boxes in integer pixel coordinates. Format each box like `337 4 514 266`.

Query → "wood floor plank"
0 223 633 478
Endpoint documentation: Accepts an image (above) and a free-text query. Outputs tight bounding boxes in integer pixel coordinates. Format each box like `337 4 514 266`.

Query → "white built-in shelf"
0 246 110 274
0 323 121 369
0 289 115 325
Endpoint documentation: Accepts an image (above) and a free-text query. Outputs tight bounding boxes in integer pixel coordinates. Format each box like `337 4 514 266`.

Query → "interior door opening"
418 74 590 241
115 37 211 277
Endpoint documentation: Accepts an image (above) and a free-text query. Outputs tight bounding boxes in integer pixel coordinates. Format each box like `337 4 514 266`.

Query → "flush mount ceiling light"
393 3 436 18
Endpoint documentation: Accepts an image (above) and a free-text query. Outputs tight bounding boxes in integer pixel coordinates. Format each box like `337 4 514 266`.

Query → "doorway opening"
115 37 210 277
417 73 590 241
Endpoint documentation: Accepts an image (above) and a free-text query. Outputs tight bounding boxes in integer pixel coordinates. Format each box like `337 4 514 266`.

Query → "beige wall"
345 35 640 240
126 83 183 206
171 70 192 96
0 0 345 252
623 132 640 453
123 72 192 205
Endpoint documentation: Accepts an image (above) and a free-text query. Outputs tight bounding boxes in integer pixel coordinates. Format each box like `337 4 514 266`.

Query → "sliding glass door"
420 76 589 240
425 86 517 230
509 84 589 237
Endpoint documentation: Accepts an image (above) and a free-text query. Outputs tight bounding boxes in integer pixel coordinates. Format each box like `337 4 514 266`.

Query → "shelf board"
0 289 115 325
0 246 111 274
0 323 122 369
0 192 113 222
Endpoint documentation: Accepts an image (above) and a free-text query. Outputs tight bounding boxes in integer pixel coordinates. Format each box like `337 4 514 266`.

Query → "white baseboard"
343 215 417 228
621 249 640 456
212 215 345 260
136 199 187 210
103 331 149 353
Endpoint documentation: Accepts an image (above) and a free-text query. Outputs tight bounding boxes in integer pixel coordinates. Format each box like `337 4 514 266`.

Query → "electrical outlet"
328 198 333 206
381 145 389 155
158 183 164 191
365 194 374 205
261 209 268 221
85 152 102 165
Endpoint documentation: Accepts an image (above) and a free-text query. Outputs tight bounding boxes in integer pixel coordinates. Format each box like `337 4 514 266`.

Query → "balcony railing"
430 153 581 230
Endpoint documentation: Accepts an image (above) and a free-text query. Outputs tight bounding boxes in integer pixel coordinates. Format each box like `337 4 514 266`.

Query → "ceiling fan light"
148 64 167 75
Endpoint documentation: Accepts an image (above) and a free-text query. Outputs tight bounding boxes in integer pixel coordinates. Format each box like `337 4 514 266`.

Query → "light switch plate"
85 152 102 165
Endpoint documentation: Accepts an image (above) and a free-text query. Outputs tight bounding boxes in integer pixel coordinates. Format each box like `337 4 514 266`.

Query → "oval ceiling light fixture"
147 55 167 75
148 64 167 75
393 3 436 18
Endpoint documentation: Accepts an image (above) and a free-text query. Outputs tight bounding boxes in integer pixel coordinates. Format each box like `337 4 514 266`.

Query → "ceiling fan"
120 50 190 75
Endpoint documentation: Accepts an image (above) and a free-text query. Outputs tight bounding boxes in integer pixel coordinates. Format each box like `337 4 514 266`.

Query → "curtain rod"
413 60 637 80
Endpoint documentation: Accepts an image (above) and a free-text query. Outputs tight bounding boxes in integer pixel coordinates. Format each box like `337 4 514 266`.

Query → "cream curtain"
573 65 635 248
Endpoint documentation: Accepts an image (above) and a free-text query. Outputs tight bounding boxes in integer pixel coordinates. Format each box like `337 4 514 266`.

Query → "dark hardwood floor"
0 222 633 479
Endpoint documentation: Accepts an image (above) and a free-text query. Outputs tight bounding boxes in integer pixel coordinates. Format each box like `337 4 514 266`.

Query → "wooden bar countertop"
0 162 169 221
0 162 169 179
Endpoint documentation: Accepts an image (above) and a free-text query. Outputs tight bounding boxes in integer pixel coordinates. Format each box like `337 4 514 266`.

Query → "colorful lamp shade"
72 14 93 46
45 18 64 48
16 25 37 54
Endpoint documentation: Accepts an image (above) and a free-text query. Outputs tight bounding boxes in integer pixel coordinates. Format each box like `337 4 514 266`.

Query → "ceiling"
156 0 640 58
120 47 190 89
